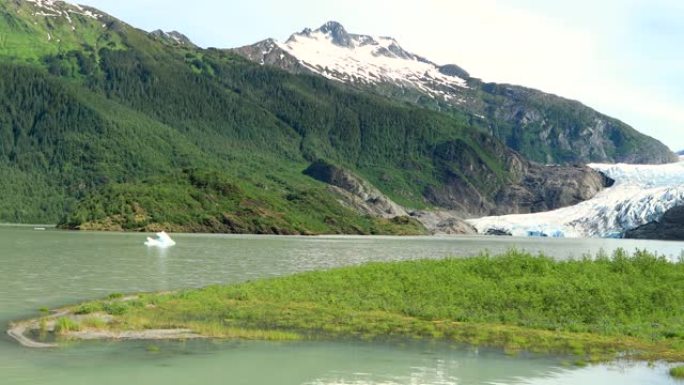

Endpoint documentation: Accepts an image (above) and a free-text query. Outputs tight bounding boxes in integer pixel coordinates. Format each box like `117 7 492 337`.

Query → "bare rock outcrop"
625 206 684 241
493 164 615 215
410 211 477 235
303 157 614 235
304 160 408 219
427 133 615 218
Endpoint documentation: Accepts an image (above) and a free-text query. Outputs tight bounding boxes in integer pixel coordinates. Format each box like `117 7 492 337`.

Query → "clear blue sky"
82 0 684 153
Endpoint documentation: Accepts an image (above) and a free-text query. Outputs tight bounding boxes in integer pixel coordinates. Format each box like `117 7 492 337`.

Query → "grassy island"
14 250 684 364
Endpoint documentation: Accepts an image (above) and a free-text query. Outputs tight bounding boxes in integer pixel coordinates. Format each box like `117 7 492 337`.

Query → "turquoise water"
1 226 682 384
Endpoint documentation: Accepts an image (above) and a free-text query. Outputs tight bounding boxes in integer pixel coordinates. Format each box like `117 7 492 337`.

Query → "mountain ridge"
233 21 676 165
149 29 196 47
0 3 664 236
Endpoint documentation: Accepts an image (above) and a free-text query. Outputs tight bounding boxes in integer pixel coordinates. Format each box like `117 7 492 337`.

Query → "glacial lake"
1 225 683 385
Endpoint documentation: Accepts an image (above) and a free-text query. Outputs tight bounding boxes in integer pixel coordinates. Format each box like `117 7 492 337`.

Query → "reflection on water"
0 226 682 385
3 339 678 385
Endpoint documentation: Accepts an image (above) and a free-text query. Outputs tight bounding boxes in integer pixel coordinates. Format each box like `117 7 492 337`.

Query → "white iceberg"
468 160 684 238
144 231 176 248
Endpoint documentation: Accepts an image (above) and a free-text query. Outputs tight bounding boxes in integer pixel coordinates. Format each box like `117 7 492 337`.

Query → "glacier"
467 160 684 238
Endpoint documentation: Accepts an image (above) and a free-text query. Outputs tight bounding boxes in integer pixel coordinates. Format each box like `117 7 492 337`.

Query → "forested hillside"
234 22 677 165
0 1 628 233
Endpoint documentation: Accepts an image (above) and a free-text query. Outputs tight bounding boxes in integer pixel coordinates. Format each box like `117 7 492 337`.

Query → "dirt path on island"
6 310 204 348
6 310 70 348
7 323 58 348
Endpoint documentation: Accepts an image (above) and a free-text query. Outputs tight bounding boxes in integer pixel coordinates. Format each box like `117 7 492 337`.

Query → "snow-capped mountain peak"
235 21 470 98
286 21 435 63
305 21 353 47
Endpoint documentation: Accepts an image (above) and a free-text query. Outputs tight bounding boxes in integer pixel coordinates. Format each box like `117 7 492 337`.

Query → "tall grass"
54 317 80 335
69 249 684 360
670 365 684 379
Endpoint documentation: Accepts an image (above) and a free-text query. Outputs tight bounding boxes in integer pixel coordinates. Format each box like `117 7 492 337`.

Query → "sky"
81 0 684 152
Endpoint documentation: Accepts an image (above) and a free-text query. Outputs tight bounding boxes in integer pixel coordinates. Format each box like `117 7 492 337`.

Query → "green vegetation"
0 1 671 232
38 317 48 340
364 56 675 165
473 82 670 164
54 317 80 334
59 250 684 361
80 316 107 330
63 169 426 235
75 302 101 315
670 365 684 379
0 1 516 233
0 1 124 60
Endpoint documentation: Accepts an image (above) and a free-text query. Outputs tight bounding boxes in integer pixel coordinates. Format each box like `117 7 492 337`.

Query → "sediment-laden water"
1 226 682 384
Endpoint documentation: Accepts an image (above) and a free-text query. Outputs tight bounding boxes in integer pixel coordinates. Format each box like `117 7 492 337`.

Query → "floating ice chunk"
144 231 176 248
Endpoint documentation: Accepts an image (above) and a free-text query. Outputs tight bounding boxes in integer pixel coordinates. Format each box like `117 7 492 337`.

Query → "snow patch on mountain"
149 30 195 47
263 22 468 99
24 0 101 21
467 161 684 238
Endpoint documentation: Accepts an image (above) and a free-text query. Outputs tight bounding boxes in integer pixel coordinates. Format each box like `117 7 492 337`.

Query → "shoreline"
8 250 684 365
1 223 683 242
4 224 684 242
6 295 673 363
7 307 205 348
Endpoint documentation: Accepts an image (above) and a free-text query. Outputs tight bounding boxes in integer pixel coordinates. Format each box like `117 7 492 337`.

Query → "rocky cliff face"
304 160 408 219
233 21 677 165
303 147 612 234
624 206 684 241
409 211 477 235
232 39 308 74
473 83 677 165
303 160 479 234
494 164 615 215
425 132 614 218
